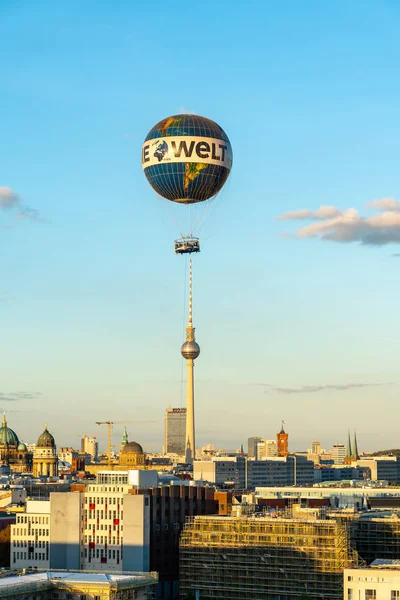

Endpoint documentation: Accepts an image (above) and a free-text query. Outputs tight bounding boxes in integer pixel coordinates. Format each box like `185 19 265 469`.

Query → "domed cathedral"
119 430 146 468
0 414 32 473
33 424 59 478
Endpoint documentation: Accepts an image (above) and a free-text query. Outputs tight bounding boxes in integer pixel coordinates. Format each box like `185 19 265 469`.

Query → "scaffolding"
352 514 400 564
179 513 360 600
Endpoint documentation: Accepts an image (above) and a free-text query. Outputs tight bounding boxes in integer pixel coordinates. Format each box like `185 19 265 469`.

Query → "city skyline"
2 2 400 450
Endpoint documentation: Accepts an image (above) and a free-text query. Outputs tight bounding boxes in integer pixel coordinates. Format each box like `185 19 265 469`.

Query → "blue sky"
1 0 400 453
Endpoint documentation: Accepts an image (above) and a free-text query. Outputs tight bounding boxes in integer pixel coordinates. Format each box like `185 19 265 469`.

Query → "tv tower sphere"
181 340 200 360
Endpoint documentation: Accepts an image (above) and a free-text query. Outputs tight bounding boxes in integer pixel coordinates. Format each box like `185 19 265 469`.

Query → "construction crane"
95 420 156 469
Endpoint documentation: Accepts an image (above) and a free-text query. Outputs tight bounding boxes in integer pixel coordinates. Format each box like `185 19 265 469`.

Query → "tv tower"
181 259 200 464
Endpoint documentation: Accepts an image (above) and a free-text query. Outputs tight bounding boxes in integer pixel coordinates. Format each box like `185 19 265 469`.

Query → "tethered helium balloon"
142 114 233 253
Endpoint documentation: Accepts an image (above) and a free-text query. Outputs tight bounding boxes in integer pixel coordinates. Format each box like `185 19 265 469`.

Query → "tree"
0 526 11 568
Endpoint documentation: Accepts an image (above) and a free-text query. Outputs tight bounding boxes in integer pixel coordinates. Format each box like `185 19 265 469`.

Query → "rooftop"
0 570 158 597
371 559 400 570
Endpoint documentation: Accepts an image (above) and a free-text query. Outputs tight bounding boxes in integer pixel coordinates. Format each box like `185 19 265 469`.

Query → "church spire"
345 429 352 459
1 413 6 427
122 426 128 448
353 430 359 459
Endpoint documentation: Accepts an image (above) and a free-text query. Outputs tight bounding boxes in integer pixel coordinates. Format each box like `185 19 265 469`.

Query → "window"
365 591 376 600
391 592 400 600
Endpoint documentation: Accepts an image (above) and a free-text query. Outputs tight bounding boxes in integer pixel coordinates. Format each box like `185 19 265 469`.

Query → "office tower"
81 435 98 462
247 437 262 458
163 407 186 455
331 443 346 465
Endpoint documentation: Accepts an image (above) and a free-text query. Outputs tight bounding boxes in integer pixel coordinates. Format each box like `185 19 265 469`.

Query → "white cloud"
0 187 42 222
0 187 19 209
278 198 400 245
277 205 342 220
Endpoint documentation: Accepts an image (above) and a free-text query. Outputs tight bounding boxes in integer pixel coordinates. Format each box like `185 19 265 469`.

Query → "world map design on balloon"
142 114 233 204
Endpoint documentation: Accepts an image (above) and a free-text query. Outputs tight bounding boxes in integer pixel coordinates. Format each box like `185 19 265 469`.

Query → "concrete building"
163 407 186 455
0 570 157 599
58 447 87 471
345 560 400 600
254 439 277 459
33 424 58 478
193 455 314 489
133 484 222 600
81 435 99 462
11 473 151 572
331 443 346 465
247 437 262 458
357 456 400 483
254 485 400 510
314 464 364 483
11 500 50 569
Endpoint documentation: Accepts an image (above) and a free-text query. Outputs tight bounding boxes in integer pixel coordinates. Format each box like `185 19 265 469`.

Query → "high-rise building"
11 473 150 572
331 443 346 465
163 407 186 455
181 260 200 464
255 439 277 459
247 437 262 458
311 441 322 454
81 435 98 462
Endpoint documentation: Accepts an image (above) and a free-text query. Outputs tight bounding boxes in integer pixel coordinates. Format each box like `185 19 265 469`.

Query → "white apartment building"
81 435 98 462
345 561 400 600
11 500 50 569
10 471 150 572
255 439 277 459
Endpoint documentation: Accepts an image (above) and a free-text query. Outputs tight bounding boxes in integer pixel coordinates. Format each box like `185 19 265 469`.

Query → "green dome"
37 424 55 448
0 415 19 447
17 442 27 451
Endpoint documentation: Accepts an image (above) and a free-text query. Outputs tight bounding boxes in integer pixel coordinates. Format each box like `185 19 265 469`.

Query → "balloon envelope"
142 114 232 204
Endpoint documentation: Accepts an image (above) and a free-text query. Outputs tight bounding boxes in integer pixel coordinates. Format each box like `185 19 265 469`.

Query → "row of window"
84 548 120 559
84 509 123 519
13 528 49 536
84 536 120 545
84 524 121 535
84 523 122 532
85 535 123 544
348 590 400 600
16 515 49 525
13 540 48 548
155 523 180 531
13 551 47 562
86 493 123 502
